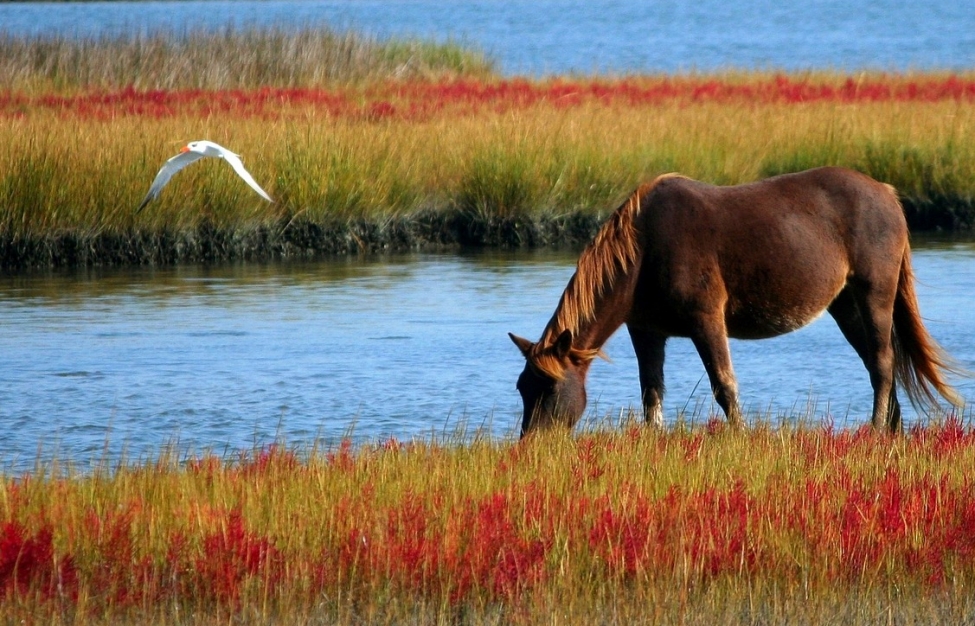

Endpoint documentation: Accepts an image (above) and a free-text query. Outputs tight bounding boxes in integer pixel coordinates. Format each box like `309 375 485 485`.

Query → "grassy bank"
2 30 975 268
3 419 975 624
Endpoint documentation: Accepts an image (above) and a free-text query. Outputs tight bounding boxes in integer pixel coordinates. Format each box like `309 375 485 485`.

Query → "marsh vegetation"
2 31 975 267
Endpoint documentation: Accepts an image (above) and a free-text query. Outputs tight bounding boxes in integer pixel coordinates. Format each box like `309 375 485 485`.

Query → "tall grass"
3 98 975 234
3 419 975 624
0 27 496 93
2 29 975 265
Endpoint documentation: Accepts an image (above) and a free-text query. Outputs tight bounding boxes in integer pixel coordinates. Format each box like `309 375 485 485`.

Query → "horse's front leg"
627 327 667 428
689 315 744 428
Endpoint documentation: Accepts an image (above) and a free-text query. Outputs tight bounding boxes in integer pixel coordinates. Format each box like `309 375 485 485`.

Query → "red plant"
5 421 975 619
0 521 76 602
236 443 300 477
82 503 157 607
588 494 656 577
326 439 356 472
7 74 975 121
324 490 550 603
442 492 549 601
191 509 283 604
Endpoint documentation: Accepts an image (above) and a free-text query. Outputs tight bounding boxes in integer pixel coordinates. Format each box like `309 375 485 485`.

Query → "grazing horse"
510 166 962 436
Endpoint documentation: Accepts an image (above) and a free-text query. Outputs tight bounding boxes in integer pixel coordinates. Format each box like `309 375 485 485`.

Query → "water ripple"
0 247 973 472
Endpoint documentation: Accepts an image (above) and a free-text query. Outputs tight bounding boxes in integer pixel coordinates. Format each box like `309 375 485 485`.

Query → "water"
2 0 974 75
1 242 974 471
2 1 974 470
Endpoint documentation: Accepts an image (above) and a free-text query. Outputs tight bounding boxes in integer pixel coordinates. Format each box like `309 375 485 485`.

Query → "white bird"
137 140 273 212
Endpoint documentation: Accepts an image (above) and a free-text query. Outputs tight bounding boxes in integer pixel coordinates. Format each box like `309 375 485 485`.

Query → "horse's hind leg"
828 286 902 432
627 327 667 427
689 314 744 428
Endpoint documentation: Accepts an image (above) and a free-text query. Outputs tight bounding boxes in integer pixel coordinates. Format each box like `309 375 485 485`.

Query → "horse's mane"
528 174 682 379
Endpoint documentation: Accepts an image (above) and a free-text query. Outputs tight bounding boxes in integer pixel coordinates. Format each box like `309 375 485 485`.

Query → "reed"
3 418 975 624
0 27 496 93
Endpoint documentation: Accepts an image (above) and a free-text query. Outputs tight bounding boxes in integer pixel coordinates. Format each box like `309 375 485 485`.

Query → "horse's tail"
892 247 964 411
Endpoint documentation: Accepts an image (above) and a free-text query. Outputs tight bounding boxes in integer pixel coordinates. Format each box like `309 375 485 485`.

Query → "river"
2 1 974 470
1 241 973 471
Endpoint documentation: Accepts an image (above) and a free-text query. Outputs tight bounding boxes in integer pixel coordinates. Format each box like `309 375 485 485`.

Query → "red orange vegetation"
2 421 975 622
5 74 975 121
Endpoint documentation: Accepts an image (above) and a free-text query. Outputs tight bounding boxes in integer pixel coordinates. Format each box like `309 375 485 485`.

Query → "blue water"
1 243 974 472
2 1 975 471
2 0 974 75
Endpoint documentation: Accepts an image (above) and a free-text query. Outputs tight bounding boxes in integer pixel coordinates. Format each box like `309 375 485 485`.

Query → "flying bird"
137 140 273 212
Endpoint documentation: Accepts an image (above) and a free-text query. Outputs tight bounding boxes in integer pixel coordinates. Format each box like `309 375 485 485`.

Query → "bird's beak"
180 145 191 153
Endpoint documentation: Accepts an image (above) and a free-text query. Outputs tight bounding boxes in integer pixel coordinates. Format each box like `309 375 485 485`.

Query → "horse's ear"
554 329 573 359
508 333 535 358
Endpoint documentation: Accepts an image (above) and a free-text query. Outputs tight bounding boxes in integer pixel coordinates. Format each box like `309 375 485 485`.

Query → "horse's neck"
543 195 644 354
546 266 635 352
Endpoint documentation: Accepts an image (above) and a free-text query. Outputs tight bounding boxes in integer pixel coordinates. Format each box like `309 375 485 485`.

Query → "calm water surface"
2 0 974 74
2 243 974 471
2 1 975 468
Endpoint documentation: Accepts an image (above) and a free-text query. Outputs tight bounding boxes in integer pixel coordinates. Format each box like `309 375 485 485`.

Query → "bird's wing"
136 150 207 212
220 151 274 202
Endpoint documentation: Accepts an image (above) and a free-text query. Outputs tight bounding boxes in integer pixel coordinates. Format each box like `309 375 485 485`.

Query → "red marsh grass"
6 73 975 120
3 419 975 624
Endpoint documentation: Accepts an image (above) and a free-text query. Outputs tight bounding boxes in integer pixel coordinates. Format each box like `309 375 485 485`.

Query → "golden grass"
3 419 975 624
3 97 975 239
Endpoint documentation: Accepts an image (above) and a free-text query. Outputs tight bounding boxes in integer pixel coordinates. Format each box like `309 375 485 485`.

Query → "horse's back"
633 167 908 338
641 166 906 262
646 166 901 229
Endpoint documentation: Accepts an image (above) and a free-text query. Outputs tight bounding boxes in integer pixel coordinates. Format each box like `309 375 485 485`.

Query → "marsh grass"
0 26 496 93
3 415 975 624
4 100 975 233
3 34 975 265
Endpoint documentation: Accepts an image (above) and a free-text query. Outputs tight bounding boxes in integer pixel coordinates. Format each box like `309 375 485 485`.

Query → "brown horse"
510 166 962 436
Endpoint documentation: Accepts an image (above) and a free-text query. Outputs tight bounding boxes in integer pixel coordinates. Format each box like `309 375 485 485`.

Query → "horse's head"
509 329 590 437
